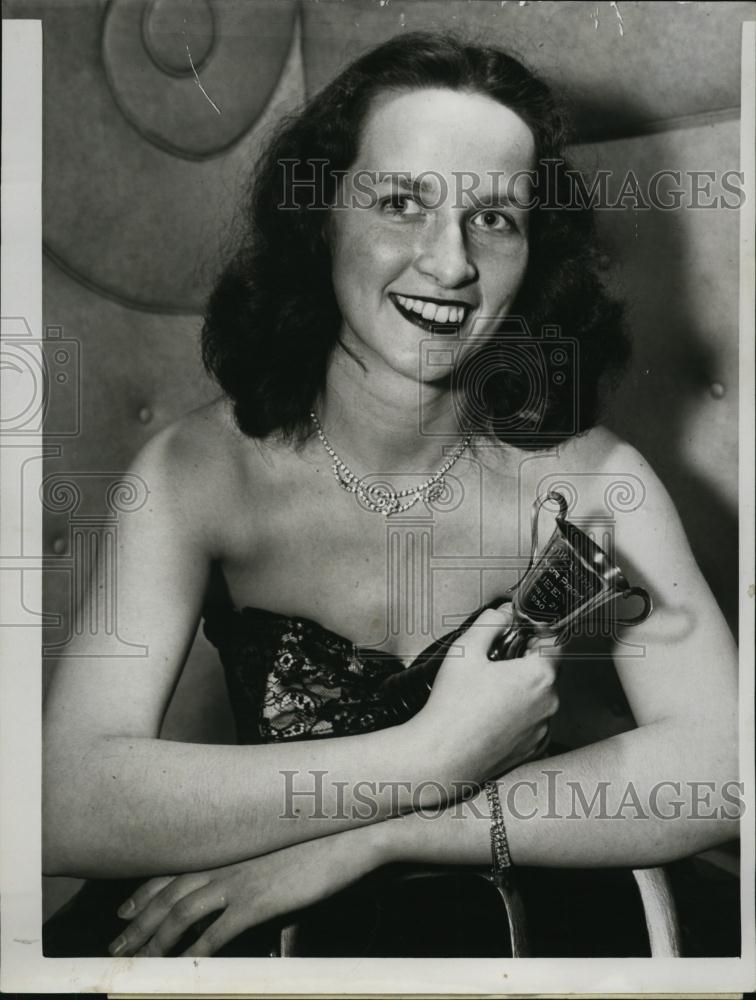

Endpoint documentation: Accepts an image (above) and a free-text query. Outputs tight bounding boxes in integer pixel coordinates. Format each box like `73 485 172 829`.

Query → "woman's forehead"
355 87 536 179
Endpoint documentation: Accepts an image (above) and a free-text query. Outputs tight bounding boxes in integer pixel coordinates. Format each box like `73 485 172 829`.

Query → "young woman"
42 32 739 958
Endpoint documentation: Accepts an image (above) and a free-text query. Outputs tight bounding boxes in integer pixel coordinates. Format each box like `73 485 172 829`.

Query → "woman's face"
327 87 536 384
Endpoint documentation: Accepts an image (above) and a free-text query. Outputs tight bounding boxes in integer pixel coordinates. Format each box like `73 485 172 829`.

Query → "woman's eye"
470 209 514 233
379 195 424 218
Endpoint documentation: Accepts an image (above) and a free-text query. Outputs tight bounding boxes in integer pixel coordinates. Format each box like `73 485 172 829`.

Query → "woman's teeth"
395 294 465 325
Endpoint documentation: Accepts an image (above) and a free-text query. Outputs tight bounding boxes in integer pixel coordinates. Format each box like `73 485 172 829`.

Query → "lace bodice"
201 565 505 744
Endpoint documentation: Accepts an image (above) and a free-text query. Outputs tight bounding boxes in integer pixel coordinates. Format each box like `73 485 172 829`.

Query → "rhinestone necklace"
310 410 473 517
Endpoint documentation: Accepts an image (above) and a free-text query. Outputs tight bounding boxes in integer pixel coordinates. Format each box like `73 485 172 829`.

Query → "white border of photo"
1 12 754 997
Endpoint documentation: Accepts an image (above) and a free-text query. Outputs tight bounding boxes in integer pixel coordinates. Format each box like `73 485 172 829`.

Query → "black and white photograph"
1 1 755 995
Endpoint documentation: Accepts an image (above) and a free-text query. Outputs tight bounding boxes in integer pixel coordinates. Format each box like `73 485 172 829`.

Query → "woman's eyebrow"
373 172 438 196
466 191 522 209
370 171 528 209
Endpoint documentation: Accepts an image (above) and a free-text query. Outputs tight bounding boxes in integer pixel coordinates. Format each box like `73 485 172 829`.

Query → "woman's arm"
382 727 740 873
43 413 558 879
107 713 741 958
105 436 741 955
392 435 740 867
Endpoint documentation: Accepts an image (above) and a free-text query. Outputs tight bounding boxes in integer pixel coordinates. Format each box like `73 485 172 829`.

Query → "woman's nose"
413 218 477 288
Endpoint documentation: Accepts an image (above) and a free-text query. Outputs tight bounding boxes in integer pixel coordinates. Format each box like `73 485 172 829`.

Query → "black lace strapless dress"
201 564 507 744
43 569 660 957
43 572 517 957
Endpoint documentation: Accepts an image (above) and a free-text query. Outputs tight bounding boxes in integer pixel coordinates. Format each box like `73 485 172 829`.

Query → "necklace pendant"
425 477 446 503
364 482 399 516
311 411 471 519
379 492 400 516
382 493 405 516
385 494 401 516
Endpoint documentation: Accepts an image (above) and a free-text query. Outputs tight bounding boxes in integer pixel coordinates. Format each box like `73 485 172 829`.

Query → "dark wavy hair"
202 31 629 447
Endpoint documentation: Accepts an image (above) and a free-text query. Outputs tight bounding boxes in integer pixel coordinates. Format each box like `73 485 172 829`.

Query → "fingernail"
109 935 126 956
487 639 502 660
117 900 135 918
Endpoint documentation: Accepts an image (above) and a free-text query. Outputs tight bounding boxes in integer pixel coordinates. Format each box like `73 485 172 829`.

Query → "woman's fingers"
117 875 175 920
463 607 514 655
134 883 227 957
181 910 241 958
109 873 209 956
495 599 515 620
526 722 553 761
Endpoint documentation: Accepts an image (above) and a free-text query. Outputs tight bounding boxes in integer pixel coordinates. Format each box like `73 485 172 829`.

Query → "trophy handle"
516 490 570 589
614 586 653 626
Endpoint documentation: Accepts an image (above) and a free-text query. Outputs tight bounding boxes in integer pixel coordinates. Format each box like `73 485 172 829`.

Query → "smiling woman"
201 34 627 447
41 31 739 960
327 89 532 382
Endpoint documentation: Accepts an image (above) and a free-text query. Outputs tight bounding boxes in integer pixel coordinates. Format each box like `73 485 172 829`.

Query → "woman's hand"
411 606 559 785
108 824 387 958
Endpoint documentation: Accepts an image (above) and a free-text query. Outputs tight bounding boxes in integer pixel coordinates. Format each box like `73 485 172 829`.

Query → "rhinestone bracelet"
483 779 512 887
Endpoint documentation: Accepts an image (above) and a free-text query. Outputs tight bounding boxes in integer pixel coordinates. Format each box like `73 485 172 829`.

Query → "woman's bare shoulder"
507 426 675 542
124 398 254 543
501 426 652 496
132 397 244 480
558 426 691 559
559 425 649 476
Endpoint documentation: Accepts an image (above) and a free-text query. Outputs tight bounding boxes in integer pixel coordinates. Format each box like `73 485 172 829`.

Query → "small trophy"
377 490 652 721
372 490 656 959
487 489 652 660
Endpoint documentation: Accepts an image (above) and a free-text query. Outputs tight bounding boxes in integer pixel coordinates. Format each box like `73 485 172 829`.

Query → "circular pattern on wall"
39 0 304 313
103 0 298 159
143 0 215 76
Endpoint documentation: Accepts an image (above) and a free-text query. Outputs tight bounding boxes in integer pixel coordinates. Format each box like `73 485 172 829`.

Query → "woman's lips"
389 293 471 334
